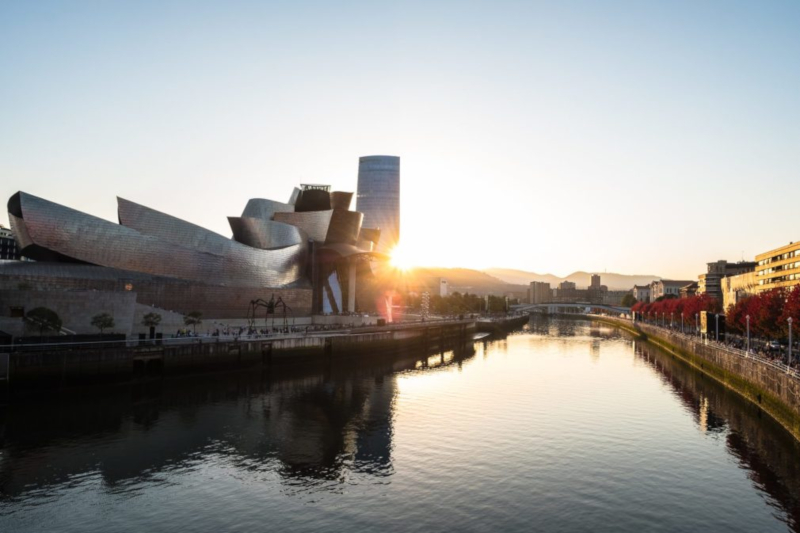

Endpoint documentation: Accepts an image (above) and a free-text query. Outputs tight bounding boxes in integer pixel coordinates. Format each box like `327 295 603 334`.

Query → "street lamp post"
715 314 719 342
670 312 674 329
681 315 684 333
695 313 698 336
746 315 750 354
788 317 793 373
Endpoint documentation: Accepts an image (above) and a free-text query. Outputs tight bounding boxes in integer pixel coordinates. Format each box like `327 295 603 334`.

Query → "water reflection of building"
0 341 475 497
270 373 396 479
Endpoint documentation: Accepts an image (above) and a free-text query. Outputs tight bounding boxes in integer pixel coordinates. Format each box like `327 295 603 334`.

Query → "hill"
484 268 661 291
407 267 526 296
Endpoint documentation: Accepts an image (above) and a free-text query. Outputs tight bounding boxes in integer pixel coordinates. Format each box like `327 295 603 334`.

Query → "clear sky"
1 0 799 280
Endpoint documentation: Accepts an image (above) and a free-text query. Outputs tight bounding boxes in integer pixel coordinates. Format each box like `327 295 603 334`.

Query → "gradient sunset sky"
2 1 799 279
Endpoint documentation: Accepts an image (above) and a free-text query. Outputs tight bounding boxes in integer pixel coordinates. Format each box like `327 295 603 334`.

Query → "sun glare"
390 243 415 271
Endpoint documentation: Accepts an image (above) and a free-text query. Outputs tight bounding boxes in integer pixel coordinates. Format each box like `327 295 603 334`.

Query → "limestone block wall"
132 304 188 336
0 289 137 336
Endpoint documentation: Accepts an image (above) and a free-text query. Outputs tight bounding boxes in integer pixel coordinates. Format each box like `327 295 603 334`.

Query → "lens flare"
390 243 414 270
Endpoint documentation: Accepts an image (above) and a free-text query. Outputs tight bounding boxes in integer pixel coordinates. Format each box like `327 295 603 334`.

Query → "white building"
632 284 650 303
651 279 693 300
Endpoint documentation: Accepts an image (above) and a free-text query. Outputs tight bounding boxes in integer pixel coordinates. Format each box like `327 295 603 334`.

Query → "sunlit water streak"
1 317 799 532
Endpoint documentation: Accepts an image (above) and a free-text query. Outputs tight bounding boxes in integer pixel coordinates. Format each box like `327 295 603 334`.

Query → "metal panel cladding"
356 155 400 254
325 210 363 245
228 217 307 249
330 191 354 211
241 198 295 221
273 210 362 245
11 192 307 288
273 210 334 243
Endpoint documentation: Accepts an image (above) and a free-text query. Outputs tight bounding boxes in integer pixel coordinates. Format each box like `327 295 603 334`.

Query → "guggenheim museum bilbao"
0 156 401 326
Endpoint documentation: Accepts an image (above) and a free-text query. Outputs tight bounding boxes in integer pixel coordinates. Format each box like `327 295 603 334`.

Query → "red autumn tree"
726 297 749 334
754 288 786 339
779 285 800 338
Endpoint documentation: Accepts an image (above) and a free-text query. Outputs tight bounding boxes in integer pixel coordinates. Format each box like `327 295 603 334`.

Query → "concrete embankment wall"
1 321 475 392
594 316 800 440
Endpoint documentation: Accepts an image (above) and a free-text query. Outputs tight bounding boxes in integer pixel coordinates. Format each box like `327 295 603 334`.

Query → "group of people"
644 319 799 371
170 321 377 340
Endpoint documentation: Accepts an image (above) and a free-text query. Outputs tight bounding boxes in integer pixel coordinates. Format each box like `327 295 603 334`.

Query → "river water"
1 317 800 532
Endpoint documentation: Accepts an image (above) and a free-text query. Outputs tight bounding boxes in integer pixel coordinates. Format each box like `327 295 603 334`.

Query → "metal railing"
617 317 800 380
0 316 478 353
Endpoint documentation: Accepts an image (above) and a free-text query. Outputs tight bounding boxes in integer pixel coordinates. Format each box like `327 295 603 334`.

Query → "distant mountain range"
409 267 522 294
402 267 661 295
483 268 661 291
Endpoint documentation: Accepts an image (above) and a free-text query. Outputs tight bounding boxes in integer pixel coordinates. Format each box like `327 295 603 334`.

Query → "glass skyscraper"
356 155 400 254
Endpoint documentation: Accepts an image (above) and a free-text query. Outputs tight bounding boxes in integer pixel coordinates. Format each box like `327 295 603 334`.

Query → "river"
1 317 799 532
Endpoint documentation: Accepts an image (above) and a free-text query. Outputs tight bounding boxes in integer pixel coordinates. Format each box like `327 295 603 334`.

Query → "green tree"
142 312 162 328
183 311 203 334
621 294 637 307
26 307 62 336
142 312 162 339
91 312 115 334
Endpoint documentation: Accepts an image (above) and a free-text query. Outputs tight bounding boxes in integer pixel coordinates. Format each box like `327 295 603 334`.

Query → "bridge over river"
511 302 631 315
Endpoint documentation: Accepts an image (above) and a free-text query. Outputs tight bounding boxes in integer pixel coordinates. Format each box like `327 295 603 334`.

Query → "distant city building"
603 290 629 306
554 281 578 303
439 278 448 297
697 260 756 302
587 274 607 304
356 155 400 254
632 285 651 303
680 282 698 299
722 271 757 311
0 224 22 260
528 281 551 304
756 241 800 293
650 279 693 300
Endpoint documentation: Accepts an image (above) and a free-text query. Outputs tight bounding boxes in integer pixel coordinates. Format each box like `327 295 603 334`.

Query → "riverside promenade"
0 318 476 393
593 315 800 440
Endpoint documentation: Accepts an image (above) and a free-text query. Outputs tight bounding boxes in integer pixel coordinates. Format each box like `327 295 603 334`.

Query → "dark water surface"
2 317 800 532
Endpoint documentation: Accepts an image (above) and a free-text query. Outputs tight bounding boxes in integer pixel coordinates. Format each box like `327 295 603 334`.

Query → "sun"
389 243 415 271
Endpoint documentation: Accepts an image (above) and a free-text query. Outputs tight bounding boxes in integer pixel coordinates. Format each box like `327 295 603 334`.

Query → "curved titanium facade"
273 209 362 245
330 191 354 211
326 210 363 245
241 198 295 221
228 217 307 250
273 210 333 243
11 192 307 288
356 227 381 252
356 155 400 254
118 197 231 255
5 165 392 320
288 187 301 206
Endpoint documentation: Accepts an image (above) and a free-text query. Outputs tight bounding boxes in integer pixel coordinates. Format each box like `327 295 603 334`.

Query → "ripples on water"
1 317 799 533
